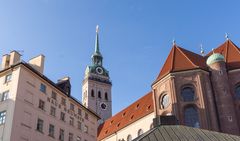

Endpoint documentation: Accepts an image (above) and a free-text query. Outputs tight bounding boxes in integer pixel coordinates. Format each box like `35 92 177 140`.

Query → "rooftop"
133 125 240 141
98 91 154 140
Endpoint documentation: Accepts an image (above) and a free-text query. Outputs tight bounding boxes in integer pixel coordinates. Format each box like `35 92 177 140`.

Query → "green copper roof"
206 53 225 65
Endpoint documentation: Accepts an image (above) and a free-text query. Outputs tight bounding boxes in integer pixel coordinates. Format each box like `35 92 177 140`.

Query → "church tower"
82 25 112 122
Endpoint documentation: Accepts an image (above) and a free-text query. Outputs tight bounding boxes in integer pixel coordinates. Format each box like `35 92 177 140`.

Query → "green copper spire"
95 25 101 54
92 25 103 66
86 25 110 77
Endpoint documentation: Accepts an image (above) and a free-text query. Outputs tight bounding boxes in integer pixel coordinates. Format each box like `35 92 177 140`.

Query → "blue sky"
1 0 240 114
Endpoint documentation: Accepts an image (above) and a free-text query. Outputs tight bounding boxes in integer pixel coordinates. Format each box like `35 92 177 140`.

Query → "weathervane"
172 39 176 45
200 44 205 56
225 33 229 40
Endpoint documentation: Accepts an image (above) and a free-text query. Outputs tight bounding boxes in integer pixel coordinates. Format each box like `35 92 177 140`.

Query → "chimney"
1 54 10 70
153 115 178 127
1 51 21 70
9 51 21 65
28 55 45 74
56 77 71 96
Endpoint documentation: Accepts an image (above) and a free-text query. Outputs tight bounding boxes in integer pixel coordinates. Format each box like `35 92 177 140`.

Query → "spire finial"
225 33 229 40
200 44 205 56
96 25 99 33
94 25 100 54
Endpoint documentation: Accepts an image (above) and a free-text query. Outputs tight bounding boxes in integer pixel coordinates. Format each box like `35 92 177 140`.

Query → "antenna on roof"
200 44 205 56
225 33 229 40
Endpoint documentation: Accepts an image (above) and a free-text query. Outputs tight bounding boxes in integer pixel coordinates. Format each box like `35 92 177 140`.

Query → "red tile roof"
154 44 207 83
207 40 240 70
97 92 154 141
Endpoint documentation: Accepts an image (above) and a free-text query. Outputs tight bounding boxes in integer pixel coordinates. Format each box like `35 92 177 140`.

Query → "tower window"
98 91 101 99
105 92 108 100
159 93 170 109
235 84 240 100
184 106 200 128
181 86 195 102
91 90 95 97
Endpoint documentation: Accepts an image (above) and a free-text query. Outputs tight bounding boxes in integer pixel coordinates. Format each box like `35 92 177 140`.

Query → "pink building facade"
0 51 99 141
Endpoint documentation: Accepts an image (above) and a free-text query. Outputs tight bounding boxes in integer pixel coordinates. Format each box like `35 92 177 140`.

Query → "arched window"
184 106 200 128
91 90 94 97
98 91 101 99
137 129 143 136
105 92 108 100
235 84 240 100
181 86 195 102
127 135 132 141
159 94 170 109
150 123 154 129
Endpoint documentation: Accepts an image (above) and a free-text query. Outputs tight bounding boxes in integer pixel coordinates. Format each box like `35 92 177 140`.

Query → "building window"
127 135 132 141
91 90 94 97
70 117 74 126
235 84 240 100
36 118 44 133
98 91 101 99
70 103 74 111
105 92 108 100
49 124 55 138
5 74 12 83
184 106 200 128
40 83 46 93
38 100 45 111
77 136 81 141
137 129 143 136
181 86 195 102
78 121 82 130
78 108 82 116
51 91 57 100
59 129 64 141
0 111 6 125
1 91 9 101
61 97 66 106
60 112 65 121
84 125 88 133
159 94 170 109
50 106 56 117
69 133 73 141
85 113 88 120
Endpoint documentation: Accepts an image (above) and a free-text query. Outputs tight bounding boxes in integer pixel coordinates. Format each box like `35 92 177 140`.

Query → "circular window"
101 103 107 110
161 94 170 109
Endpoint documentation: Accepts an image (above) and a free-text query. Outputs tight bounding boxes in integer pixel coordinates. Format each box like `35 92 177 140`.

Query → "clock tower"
82 25 112 122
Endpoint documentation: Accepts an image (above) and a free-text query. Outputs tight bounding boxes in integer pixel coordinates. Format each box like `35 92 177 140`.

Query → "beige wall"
0 67 21 141
101 113 154 141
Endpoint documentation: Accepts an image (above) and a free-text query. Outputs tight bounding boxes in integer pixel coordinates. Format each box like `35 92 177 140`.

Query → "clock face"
96 67 103 74
100 103 107 110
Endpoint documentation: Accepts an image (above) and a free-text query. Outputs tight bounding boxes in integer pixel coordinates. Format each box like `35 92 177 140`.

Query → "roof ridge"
171 45 176 72
176 46 198 68
229 39 240 54
225 40 229 62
